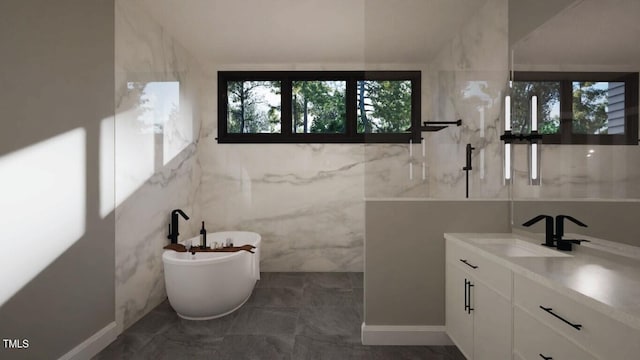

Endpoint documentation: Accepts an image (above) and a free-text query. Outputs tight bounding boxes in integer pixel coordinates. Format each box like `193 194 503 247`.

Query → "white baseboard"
361 323 453 346
58 321 117 360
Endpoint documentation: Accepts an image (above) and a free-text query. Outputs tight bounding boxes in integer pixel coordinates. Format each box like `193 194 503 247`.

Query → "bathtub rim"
163 231 261 266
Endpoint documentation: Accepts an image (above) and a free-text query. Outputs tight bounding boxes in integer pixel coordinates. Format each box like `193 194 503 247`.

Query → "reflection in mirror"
509 0 640 246
511 80 559 134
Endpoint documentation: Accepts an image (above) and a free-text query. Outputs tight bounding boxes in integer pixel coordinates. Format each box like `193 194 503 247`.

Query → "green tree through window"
358 80 412 133
227 81 281 133
292 81 346 134
218 71 421 143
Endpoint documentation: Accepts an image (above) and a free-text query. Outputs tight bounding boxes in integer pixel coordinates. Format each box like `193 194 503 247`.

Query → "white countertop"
444 232 640 330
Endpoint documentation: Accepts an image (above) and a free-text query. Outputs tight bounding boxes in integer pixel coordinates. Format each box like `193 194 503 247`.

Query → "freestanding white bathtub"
162 231 261 320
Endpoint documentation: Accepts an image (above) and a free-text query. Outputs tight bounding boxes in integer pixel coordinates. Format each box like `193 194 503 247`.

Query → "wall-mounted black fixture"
421 119 462 132
500 130 543 185
168 209 190 244
499 130 542 144
462 143 475 198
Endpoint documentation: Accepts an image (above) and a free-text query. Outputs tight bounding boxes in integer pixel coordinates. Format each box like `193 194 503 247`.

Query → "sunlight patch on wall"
100 116 115 218
115 83 156 209
0 128 86 306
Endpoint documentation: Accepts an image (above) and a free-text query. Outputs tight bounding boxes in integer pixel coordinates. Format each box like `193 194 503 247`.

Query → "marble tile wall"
512 145 640 199
365 0 509 200
509 0 640 201
508 79 640 200
115 0 203 332
197 75 365 271
196 0 510 271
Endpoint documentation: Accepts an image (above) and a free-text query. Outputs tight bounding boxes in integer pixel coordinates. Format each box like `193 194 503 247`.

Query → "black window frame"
217 71 421 143
514 71 639 145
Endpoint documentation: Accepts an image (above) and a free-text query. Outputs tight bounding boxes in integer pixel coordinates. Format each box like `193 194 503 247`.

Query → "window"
512 72 638 145
217 71 421 143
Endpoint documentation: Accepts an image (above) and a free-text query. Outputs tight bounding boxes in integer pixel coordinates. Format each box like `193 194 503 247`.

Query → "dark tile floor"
95 272 464 359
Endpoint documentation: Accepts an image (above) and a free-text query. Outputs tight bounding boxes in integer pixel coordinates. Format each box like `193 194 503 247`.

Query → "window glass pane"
572 81 624 135
292 81 346 133
227 81 281 133
357 80 412 133
512 81 560 134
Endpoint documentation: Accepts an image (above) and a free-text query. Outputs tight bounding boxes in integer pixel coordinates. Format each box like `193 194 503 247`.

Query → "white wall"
0 0 115 358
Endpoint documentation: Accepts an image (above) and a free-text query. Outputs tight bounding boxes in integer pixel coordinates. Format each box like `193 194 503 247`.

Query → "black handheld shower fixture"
462 143 475 198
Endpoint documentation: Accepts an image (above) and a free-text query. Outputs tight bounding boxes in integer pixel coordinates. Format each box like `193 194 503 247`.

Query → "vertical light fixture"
409 139 413 180
529 95 540 185
504 95 512 182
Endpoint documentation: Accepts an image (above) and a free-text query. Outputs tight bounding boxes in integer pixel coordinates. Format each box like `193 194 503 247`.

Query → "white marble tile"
195 70 367 272
197 130 365 271
364 143 429 198
513 144 640 199
194 0 511 271
115 0 203 332
363 0 509 200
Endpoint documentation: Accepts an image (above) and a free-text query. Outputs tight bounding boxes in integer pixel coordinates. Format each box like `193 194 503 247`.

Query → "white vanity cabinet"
445 239 512 360
514 273 640 360
445 233 640 360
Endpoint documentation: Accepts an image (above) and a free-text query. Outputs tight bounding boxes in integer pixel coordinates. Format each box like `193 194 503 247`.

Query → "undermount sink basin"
470 238 572 258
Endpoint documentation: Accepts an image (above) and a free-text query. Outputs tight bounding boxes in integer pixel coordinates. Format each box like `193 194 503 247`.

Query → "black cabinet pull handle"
539 306 582 330
459 259 478 269
539 354 553 360
464 279 469 312
467 283 474 313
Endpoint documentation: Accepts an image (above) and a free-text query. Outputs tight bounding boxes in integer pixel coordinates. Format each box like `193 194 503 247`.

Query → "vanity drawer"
514 306 596 360
514 273 640 359
446 239 511 298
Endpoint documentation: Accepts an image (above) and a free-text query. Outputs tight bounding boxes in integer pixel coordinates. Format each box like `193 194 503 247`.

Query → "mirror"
509 0 640 246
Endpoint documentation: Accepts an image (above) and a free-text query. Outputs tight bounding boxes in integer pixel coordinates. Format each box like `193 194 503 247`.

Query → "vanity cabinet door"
446 263 473 359
473 282 511 360
514 307 596 360
514 273 640 359
446 238 513 360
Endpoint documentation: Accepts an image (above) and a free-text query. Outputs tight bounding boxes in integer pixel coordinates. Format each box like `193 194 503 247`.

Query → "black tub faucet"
168 209 190 244
522 214 555 247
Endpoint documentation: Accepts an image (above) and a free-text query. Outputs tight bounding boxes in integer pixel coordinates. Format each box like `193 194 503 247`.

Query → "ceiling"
137 0 488 65
512 0 640 69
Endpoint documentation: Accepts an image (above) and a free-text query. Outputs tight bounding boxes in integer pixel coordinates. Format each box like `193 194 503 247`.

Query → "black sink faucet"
522 214 555 247
168 209 190 244
554 215 588 250
554 215 588 241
